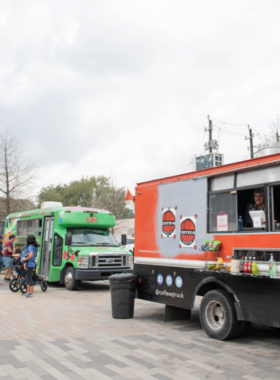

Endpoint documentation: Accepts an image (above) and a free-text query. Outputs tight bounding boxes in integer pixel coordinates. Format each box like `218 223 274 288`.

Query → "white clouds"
1 0 280 196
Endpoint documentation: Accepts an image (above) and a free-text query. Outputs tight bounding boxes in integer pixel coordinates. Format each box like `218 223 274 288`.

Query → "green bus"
4 202 133 290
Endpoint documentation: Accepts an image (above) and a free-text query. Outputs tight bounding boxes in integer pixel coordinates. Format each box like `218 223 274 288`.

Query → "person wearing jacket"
21 234 39 298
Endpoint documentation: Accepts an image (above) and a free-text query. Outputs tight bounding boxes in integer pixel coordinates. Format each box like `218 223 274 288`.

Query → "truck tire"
199 289 239 340
64 267 80 291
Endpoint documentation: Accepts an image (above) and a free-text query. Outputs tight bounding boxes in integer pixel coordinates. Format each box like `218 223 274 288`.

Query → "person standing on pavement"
0 236 4 274
3 234 16 282
21 234 39 298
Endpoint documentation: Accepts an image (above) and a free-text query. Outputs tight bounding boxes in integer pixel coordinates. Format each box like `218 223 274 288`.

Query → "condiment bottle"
240 257 244 273
243 257 248 274
268 253 277 277
248 256 252 274
252 257 258 275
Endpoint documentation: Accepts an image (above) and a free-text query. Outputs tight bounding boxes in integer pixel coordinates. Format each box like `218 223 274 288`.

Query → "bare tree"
0 131 36 218
261 116 280 144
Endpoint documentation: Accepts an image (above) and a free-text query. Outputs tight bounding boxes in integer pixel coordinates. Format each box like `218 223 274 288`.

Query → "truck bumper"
75 268 133 281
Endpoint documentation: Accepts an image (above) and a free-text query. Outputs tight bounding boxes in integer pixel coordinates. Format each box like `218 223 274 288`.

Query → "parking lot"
1 274 280 380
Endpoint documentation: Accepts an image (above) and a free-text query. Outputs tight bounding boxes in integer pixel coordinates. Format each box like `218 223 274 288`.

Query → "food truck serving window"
208 166 280 233
208 191 237 232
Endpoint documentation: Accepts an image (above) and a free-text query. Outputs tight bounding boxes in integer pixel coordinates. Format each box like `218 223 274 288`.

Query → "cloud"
1 0 280 197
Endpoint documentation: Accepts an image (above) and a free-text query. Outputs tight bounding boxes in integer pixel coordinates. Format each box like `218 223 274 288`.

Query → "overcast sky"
1 0 280 197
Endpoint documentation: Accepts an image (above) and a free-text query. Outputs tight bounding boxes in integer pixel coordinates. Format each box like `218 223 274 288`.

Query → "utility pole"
245 125 254 159
208 115 213 153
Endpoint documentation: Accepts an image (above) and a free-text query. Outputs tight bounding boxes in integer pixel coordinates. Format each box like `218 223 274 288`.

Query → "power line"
209 115 249 126
251 126 261 138
125 151 252 188
210 115 262 139
212 125 247 136
125 116 260 189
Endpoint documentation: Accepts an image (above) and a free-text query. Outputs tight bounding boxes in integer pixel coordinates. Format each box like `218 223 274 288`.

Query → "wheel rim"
10 280 19 292
205 300 225 331
20 282 27 293
65 271 72 287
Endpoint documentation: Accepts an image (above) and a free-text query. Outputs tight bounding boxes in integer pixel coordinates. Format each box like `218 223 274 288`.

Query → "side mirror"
75 250 80 256
121 234 127 246
65 233 72 246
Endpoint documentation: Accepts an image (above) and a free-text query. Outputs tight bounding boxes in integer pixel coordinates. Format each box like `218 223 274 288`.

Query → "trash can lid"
109 273 137 283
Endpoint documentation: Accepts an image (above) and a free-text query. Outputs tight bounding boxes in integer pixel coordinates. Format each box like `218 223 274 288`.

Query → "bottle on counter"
248 256 252 274
243 257 248 274
268 253 277 277
238 216 244 231
240 257 244 273
252 257 258 275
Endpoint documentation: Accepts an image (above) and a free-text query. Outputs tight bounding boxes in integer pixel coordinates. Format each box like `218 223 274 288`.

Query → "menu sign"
217 212 228 231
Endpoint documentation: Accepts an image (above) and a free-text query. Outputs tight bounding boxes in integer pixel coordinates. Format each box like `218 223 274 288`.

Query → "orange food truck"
133 152 280 340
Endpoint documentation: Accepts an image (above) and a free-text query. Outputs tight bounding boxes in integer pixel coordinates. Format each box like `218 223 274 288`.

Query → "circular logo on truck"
175 276 183 288
166 275 173 286
157 274 163 285
162 210 175 236
180 218 195 245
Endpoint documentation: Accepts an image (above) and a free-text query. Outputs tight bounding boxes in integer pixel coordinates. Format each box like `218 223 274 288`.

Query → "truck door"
40 216 54 280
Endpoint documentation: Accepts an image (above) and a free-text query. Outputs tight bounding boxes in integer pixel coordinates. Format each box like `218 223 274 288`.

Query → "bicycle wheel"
41 280 48 292
20 280 27 293
9 279 20 292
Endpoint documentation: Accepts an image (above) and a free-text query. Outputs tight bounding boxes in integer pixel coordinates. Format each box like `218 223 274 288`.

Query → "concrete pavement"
0 273 280 379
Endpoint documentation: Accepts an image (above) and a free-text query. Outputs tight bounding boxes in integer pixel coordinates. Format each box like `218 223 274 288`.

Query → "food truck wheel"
200 289 239 340
64 267 80 291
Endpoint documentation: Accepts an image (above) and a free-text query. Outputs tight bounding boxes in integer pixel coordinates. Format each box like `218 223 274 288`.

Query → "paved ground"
1 273 280 380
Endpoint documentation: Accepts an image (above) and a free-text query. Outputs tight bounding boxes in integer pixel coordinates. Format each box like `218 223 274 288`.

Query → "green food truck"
4 202 133 290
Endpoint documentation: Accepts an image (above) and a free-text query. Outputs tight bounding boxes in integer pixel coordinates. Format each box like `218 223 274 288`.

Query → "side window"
17 219 41 236
53 233 63 267
208 191 237 232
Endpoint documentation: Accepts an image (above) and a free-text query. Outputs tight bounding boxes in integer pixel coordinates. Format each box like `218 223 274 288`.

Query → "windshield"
68 228 119 247
127 239 134 245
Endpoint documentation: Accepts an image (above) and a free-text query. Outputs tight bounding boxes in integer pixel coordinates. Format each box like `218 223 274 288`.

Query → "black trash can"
109 273 137 319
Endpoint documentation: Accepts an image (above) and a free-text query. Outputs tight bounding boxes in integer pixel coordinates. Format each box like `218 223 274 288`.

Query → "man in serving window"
245 188 266 227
